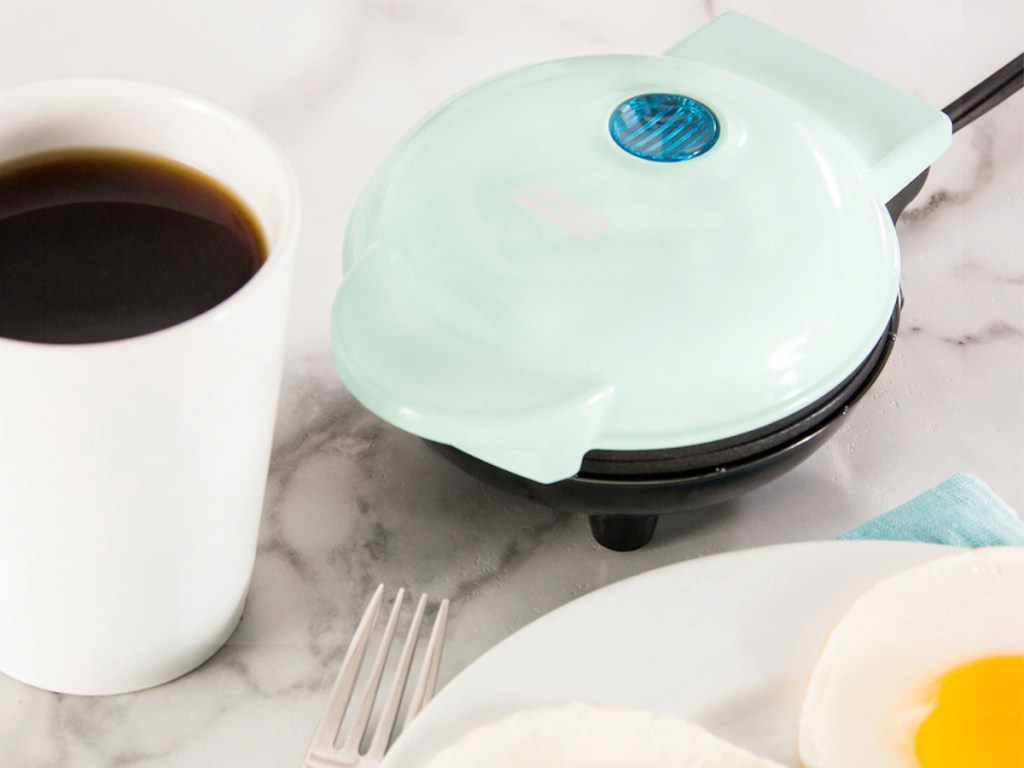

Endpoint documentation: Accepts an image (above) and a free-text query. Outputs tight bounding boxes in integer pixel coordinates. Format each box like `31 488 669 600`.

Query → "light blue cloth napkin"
838 473 1024 546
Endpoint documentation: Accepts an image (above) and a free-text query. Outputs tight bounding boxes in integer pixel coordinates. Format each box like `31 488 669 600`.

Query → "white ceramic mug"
0 79 300 695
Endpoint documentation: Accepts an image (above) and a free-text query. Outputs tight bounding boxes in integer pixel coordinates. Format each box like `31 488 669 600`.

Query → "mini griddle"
332 14 1024 550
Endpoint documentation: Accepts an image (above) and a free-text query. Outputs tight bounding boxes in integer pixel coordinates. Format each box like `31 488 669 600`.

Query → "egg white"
798 546 1024 768
422 702 786 768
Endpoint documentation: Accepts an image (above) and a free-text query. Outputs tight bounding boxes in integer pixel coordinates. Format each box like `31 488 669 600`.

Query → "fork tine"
364 593 429 760
339 588 406 755
305 588 450 768
402 597 449 728
308 584 385 756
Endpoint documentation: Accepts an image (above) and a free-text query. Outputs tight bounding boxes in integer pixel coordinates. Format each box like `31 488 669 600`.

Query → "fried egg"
423 703 785 768
798 546 1024 768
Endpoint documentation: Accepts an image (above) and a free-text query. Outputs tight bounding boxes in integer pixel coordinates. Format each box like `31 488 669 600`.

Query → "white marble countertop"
1 0 1021 765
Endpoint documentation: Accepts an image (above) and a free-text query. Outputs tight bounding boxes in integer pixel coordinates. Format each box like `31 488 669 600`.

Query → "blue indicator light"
609 94 719 162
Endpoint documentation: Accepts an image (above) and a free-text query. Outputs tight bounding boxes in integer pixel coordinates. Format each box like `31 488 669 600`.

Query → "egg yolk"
915 655 1024 768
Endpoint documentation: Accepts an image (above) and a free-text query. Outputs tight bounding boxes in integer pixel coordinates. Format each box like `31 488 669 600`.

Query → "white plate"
382 540 955 766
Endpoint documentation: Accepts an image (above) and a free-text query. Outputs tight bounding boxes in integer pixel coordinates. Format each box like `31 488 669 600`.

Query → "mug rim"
0 76 301 351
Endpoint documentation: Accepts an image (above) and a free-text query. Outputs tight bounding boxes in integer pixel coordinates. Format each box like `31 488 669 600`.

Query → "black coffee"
0 148 266 344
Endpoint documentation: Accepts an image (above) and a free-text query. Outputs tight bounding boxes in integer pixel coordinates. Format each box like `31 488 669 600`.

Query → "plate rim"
384 539 959 766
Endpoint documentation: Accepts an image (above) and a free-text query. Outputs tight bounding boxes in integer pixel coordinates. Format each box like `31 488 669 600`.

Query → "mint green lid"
332 13 951 484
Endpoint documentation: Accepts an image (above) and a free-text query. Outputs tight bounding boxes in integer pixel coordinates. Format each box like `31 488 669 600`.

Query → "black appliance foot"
588 514 659 551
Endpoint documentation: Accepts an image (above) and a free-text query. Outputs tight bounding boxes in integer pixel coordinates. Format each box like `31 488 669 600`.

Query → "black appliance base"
429 302 900 551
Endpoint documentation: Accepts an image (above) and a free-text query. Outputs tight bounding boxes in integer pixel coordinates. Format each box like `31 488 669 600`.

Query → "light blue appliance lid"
331 13 951 483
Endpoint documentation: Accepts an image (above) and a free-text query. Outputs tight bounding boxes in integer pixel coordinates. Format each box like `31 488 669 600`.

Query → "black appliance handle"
943 53 1024 133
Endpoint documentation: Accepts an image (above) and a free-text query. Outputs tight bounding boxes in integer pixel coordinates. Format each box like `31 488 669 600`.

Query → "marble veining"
1 0 1022 766
902 136 993 224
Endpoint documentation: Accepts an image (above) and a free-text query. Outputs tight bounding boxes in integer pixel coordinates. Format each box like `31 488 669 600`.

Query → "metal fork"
303 586 449 768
